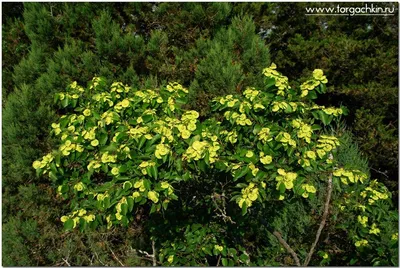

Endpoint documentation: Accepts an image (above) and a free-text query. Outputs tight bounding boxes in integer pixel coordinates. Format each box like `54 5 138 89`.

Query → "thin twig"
137 242 157 266
370 167 389 178
216 255 222 266
94 250 107 266
137 256 161 264
303 172 333 266
211 193 236 224
62 258 71 267
110 248 125 266
89 254 94 266
152 240 157 266
273 231 301 266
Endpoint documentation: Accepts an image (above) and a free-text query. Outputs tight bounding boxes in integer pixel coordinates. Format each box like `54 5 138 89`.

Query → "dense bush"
3 3 270 265
33 66 398 266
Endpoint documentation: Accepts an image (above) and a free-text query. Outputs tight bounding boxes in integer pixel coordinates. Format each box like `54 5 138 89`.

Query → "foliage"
257 2 398 193
2 3 398 266
2 3 270 265
33 66 398 266
2 15 30 97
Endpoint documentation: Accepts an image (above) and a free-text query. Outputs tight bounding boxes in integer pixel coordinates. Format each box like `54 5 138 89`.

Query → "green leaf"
311 124 322 131
61 97 69 108
318 110 332 126
287 146 294 157
103 196 111 209
150 204 156 214
116 176 130 182
198 159 206 172
255 171 266 180
349 258 358 265
127 197 134 212
215 160 226 171
175 158 183 172
204 151 210 166
147 165 158 179
64 219 74 231
143 179 151 190
319 83 327 93
264 164 275 170
99 132 108 145
121 216 129 226
239 253 249 263
284 104 293 113
221 258 228 266
234 166 250 181
162 200 169 210
202 246 212 256
228 248 237 257
241 201 248 216
119 164 128 173
142 114 153 123
102 143 118 152
138 135 147 150
79 218 87 232
279 182 286 193
253 124 262 135
121 203 128 215
71 99 78 108
49 171 57 181
147 134 161 147
265 77 276 89
54 93 60 103
341 106 349 115
307 90 318 99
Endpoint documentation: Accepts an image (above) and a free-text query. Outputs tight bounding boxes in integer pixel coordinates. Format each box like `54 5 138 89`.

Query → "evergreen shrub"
33 65 398 266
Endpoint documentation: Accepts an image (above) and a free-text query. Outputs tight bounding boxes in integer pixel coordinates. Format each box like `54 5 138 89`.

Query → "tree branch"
370 167 389 178
137 241 157 266
216 255 221 266
303 172 333 266
152 240 157 266
93 250 107 266
62 258 71 267
273 231 301 266
110 248 125 266
211 193 236 224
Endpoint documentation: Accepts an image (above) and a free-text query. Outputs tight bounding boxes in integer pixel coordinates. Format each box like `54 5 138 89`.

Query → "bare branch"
370 167 389 178
93 250 107 266
151 240 157 266
137 241 157 266
273 231 301 266
110 248 125 267
211 193 236 224
216 255 222 266
89 254 94 266
62 258 71 267
303 172 333 266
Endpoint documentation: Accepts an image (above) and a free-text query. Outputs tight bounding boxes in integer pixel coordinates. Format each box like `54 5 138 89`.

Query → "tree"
33 65 398 266
2 3 269 265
